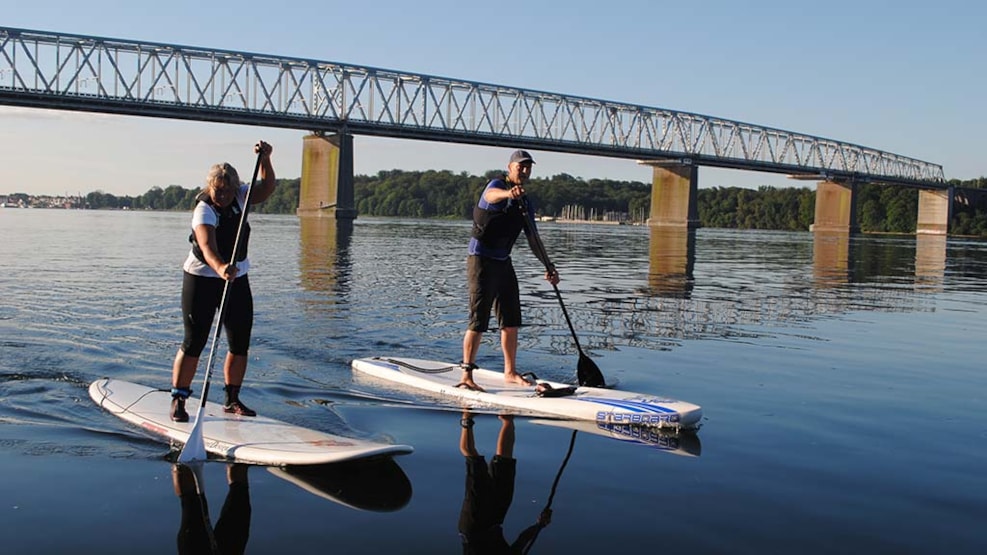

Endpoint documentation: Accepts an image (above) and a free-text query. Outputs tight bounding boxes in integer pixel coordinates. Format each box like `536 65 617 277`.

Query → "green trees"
355 170 484 218
696 186 815 230
856 184 918 232
252 178 299 214
64 171 987 237
949 177 987 236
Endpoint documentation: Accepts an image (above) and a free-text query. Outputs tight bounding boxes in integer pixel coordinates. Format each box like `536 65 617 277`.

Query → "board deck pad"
89 378 413 466
351 357 702 429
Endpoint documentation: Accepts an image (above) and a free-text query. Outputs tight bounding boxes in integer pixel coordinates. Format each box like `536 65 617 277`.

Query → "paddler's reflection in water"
172 463 251 555
458 411 551 554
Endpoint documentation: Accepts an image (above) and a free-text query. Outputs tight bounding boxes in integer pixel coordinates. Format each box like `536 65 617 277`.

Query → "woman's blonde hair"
197 162 241 201
207 162 240 190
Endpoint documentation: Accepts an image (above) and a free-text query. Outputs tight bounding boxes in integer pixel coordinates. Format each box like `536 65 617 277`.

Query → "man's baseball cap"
509 150 535 164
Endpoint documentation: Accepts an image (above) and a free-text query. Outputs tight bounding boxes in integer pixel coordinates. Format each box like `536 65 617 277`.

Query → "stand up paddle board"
351 357 702 429
89 378 413 466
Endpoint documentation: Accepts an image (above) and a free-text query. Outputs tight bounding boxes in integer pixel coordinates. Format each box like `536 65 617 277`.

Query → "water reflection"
914 234 946 289
173 463 251 555
812 231 854 286
298 217 353 298
267 456 412 512
172 456 410 554
813 232 948 290
457 411 550 554
647 227 695 297
530 419 701 457
454 411 699 553
568 227 957 349
279 216 986 356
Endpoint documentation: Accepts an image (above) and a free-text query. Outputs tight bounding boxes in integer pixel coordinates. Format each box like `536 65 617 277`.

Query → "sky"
2 0 985 197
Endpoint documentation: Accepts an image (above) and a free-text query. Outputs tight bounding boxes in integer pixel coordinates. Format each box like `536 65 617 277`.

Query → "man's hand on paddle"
545 266 560 286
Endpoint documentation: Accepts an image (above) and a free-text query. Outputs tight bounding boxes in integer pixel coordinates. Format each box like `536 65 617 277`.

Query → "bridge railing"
0 27 945 185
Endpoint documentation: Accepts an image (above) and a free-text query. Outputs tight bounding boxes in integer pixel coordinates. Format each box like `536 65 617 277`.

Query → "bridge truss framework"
0 27 945 187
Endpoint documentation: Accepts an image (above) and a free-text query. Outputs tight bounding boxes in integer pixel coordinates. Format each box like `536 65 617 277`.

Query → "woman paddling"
169 141 277 422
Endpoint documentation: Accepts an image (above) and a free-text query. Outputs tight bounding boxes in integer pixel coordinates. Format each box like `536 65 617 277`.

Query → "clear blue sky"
3 0 984 196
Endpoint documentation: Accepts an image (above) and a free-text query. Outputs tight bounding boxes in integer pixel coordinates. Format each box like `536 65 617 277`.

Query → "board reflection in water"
268 455 412 512
172 455 412 554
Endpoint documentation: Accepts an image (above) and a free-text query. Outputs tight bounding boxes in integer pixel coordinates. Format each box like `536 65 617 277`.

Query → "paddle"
179 463 221 553
521 430 578 555
517 196 607 388
178 149 264 463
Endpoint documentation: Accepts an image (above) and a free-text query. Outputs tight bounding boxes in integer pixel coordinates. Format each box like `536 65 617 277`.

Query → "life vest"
471 178 525 251
189 198 250 264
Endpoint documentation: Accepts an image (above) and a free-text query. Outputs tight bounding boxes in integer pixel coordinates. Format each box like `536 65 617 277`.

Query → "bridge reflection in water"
914 234 947 290
647 227 696 298
291 218 951 357
298 217 353 303
812 232 946 290
643 228 947 299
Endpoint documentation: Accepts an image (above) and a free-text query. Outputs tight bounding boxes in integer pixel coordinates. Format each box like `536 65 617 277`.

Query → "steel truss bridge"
0 26 945 187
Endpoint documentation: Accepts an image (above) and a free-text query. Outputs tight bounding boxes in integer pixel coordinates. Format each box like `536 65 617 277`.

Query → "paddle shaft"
196 151 263 409
179 150 263 462
522 430 578 555
187 463 220 554
517 196 586 355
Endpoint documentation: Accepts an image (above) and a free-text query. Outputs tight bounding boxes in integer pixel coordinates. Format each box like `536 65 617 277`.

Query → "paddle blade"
178 411 208 463
577 353 606 388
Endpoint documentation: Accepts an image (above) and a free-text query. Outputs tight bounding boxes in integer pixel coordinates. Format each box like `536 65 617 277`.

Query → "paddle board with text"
351 357 702 429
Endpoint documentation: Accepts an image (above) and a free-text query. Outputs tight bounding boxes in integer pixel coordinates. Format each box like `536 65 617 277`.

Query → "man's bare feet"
456 374 485 392
456 362 485 392
504 372 534 387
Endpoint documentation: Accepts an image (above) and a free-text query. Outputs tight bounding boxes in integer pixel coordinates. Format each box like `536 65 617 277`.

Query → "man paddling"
459 150 560 391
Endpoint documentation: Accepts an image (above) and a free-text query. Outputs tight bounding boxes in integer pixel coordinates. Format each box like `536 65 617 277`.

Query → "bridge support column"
297 132 357 221
916 187 952 235
645 163 699 228
810 180 859 234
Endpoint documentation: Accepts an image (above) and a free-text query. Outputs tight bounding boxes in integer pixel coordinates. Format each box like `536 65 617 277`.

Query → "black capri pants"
180 272 253 357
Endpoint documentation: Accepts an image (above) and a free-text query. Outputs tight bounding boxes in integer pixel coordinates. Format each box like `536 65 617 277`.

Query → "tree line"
81 170 987 236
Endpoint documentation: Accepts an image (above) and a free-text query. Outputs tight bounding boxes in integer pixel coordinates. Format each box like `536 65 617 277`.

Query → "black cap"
508 150 535 165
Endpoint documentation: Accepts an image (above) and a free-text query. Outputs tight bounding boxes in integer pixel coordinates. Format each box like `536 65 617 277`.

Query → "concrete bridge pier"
810 180 859 234
297 132 357 221
916 187 953 235
643 161 700 228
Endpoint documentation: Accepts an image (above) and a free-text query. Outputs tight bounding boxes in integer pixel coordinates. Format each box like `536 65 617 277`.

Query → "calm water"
1 209 985 554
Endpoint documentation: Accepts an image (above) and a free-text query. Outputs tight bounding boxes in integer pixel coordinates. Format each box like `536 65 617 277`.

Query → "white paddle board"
351 357 702 429
89 378 413 466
